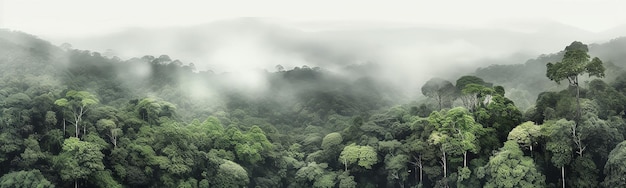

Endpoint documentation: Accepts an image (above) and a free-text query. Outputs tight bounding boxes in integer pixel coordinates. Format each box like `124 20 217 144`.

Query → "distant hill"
47 18 625 98
473 37 626 110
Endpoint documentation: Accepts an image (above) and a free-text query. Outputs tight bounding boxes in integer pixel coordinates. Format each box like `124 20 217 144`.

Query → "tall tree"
455 76 492 112
543 120 574 188
459 84 493 113
421 78 456 110
546 41 605 125
429 107 481 169
54 91 99 138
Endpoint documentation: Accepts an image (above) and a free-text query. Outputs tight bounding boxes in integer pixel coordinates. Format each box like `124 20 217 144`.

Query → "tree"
568 156 599 188
421 78 456 110
588 79 626 118
459 84 493 113
603 141 626 187
482 141 545 188
0 170 54 188
135 97 176 125
546 41 605 125
55 137 105 188
313 173 337 188
54 90 99 138
507 122 540 155
295 162 329 187
480 93 523 143
543 120 573 188
321 132 343 150
0 131 22 164
19 136 47 168
384 154 409 188
338 171 356 188
96 119 121 148
455 76 492 112
339 144 378 171
428 107 481 169
231 126 273 164
213 160 249 188
455 75 491 91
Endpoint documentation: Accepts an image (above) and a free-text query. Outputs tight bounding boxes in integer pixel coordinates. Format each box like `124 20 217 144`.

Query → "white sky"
1 0 625 38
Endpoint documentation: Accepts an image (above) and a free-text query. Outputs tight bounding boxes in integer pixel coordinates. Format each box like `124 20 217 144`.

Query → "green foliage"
588 79 626 118
507 122 540 153
568 156 599 188
3 30 626 188
384 154 409 185
603 141 626 187
313 173 336 188
339 144 378 170
54 91 99 107
483 141 546 188
338 171 357 188
543 120 574 168
0 170 54 188
421 78 457 110
546 41 605 85
458 83 493 112
89 171 122 188
429 107 482 159
295 162 329 186
19 136 47 167
321 132 343 150
0 131 23 163
214 160 249 188
55 137 105 184
455 75 492 91
135 97 176 124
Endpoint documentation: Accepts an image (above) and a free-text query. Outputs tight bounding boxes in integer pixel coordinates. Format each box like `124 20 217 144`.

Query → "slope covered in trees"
474 37 626 110
1 29 626 188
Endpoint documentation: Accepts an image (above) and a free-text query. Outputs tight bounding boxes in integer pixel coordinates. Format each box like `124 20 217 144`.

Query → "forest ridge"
2 29 626 188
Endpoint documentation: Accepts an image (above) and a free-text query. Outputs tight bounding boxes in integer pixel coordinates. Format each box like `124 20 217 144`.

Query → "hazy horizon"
2 0 626 99
3 0 626 75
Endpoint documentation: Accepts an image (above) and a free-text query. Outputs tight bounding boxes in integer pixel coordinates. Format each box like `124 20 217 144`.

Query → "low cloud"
47 18 624 98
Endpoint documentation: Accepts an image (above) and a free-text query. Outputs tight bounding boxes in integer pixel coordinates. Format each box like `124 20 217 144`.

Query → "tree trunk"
75 119 79 138
463 151 467 168
419 157 423 184
576 77 581 125
75 180 78 188
63 119 66 137
438 95 443 111
561 166 565 188
411 155 423 184
442 151 447 178
414 165 418 184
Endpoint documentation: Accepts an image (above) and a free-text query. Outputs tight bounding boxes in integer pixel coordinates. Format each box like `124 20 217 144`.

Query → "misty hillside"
3 28 626 188
474 37 626 110
0 29 398 124
50 18 626 96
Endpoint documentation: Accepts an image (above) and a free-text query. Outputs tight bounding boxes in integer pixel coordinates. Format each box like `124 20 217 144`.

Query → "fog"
43 18 625 98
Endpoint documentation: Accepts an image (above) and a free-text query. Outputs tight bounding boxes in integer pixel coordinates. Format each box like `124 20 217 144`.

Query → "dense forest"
2 29 626 188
